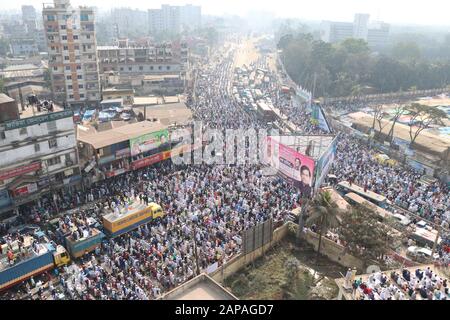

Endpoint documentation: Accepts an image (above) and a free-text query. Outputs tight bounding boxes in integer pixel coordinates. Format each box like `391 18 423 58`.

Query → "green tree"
305 190 341 260
391 41 422 63
43 69 51 89
406 103 448 146
338 203 390 266
387 104 407 144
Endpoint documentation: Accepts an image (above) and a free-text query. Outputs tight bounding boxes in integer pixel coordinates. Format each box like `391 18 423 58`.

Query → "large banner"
267 136 315 198
130 129 169 157
311 103 331 133
313 135 338 192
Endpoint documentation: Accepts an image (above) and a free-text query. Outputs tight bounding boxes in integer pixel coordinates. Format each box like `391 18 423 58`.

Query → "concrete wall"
303 229 365 270
210 223 291 283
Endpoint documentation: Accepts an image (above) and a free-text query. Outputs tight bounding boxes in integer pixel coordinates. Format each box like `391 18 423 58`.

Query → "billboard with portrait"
130 129 169 157
267 136 315 198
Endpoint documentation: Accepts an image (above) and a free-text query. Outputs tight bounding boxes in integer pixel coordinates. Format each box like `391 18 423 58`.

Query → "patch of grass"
224 239 343 300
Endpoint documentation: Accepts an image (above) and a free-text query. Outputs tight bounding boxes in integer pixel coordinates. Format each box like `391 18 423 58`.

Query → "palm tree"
305 190 341 261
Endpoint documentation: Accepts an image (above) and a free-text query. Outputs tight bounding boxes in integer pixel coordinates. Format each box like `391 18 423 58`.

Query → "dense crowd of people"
1 39 449 300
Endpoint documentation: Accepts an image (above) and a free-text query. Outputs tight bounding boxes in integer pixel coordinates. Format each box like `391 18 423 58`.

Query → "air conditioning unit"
66 160 74 166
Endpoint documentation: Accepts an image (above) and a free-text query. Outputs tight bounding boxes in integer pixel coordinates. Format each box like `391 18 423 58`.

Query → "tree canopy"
278 31 450 98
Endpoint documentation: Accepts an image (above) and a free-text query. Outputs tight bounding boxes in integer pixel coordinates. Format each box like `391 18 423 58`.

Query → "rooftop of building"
0 93 15 104
161 274 238 300
143 74 181 81
132 96 161 106
19 104 64 119
133 101 192 126
1 64 41 72
77 120 167 149
102 87 134 94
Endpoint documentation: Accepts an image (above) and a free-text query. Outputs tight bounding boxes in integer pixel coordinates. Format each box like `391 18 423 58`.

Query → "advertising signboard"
311 103 331 133
130 129 169 157
267 136 315 198
0 162 41 181
313 135 338 192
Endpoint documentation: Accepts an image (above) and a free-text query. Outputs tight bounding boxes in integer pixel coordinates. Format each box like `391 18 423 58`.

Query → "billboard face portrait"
267 136 315 198
130 129 169 156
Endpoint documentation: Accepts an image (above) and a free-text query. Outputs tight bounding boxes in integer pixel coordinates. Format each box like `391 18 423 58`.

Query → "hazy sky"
4 0 450 26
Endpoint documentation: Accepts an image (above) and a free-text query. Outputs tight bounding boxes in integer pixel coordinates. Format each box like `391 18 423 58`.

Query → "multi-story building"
0 94 80 216
110 7 148 39
10 39 39 56
320 21 354 43
97 40 189 90
321 13 390 48
43 0 101 108
148 4 201 35
367 22 391 49
22 5 38 34
179 4 201 31
353 13 370 40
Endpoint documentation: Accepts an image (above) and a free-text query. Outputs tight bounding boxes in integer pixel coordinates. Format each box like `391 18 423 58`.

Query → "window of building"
48 36 54 41
150 66 154 70
0 131 6 139
47 156 61 166
48 138 57 148
76 65 81 70
53 66 58 71
61 25 66 30
34 144 40 152
66 75 71 80
166 66 170 70
69 94 74 99
19 128 27 135
139 66 143 71
79 84 83 89
64 56 69 60
75 56 80 60
86 35 91 39
158 66 162 70
47 15 55 21
63 45 68 50
68 85 73 89
65 66 71 70
62 35 67 40
77 75 82 79
51 46 55 50
80 14 89 21
120 67 124 71
87 45 91 49
73 35 79 40
88 54 92 59
128 67 132 71
80 94 85 98
74 45 79 50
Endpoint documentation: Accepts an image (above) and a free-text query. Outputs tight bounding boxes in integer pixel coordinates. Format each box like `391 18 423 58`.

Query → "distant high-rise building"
353 13 370 40
321 13 390 48
367 21 390 49
320 21 354 43
43 0 100 107
22 5 37 33
148 4 201 35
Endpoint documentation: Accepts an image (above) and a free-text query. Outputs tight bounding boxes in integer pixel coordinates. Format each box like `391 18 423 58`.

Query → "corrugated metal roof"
77 121 167 149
